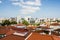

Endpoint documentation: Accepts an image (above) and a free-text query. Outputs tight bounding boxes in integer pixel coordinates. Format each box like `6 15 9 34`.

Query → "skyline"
0 0 60 18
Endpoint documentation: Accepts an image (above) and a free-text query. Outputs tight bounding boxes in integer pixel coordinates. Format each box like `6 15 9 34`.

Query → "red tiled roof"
52 35 60 40
16 24 25 26
27 33 54 40
0 29 10 34
51 23 60 26
5 29 15 36
11 27 28 32
27 32 60 40
0 26 27 40
27 25 37 29
6 26 16 29
0 26 6 29
0 26 28 34
0 35 25 40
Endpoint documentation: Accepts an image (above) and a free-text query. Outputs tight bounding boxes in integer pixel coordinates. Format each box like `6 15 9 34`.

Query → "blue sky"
0 0 60 18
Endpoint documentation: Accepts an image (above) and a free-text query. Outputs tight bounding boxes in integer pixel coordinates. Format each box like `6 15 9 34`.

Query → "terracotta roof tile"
0 26 27 40
52 35 60 40
27 33 53 40
16 24 25 26
5 29 15 36
51 23 60 26
0 35 25 40
0 29 10 34
11 27 28 32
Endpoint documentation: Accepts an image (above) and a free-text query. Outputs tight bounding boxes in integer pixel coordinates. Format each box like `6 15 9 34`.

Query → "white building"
17 16 22 24
9 17 17 22
24 16 35 24
35 18 40 23
24 16 32 21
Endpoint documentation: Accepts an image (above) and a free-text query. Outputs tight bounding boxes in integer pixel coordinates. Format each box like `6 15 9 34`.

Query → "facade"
24 16 35 24
17 16 22 24
35 18 40 23
16 24 26 29
9 17 17 22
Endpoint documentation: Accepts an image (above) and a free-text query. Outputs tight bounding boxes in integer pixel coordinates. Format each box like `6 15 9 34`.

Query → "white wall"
50 26 60 29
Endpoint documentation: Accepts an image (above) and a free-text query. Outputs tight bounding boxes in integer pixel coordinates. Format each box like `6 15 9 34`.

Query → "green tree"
22 20 29 26
10 21 17 24
1 20 11 26
56 20 60 22
36 23 40 26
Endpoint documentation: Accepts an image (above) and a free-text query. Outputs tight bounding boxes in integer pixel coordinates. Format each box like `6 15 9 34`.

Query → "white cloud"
11 0 41 14
21 9 34 14
0 1 2 3
23 0 41 6
19 0 41 6
12 2 20 6
10 0 19 1
22 6 40 10
20 6 40 14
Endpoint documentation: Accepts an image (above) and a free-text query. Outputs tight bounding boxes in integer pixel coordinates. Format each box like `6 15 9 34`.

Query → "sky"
0 0 60 18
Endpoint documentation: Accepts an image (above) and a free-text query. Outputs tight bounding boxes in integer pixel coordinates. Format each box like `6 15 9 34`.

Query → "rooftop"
26 32 60 40
0 26 60 40
0 26 29 40
16 24 25 26
0 35 25 40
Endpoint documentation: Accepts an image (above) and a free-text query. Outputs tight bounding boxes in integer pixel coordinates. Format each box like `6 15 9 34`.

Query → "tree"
56 20 60 22
33 22 40 26
10 21 17 24
1 20 11 26
22 20 29 26
0 23 2 26
21 18 24 20
36 22 40 26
